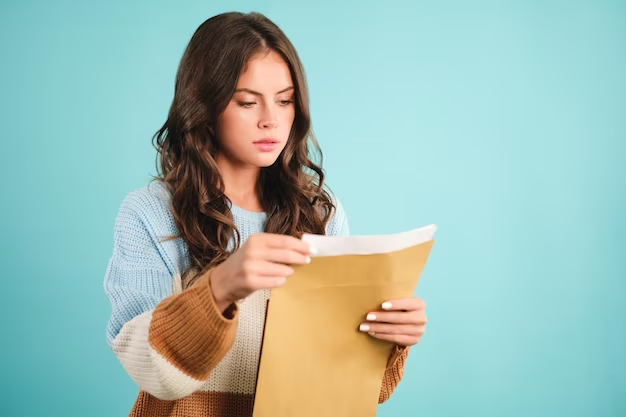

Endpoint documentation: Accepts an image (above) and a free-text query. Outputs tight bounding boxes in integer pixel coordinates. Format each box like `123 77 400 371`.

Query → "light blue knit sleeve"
103 185 240 400
103 189 175 347
325 192 350 237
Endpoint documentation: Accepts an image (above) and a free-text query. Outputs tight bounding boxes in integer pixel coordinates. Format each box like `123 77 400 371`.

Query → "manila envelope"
252 224 437 417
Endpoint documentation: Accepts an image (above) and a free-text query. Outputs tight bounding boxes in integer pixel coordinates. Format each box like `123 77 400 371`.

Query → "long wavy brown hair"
152 12 335 288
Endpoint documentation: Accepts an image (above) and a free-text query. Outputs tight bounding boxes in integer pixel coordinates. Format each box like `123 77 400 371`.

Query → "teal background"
1 0 624 416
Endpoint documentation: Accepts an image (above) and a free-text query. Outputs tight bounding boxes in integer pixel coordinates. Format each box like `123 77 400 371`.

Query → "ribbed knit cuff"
386 345 410 369
379 345 410 403
148 270 239 380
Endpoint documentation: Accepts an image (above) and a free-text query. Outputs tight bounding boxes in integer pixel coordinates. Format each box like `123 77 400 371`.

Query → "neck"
216 154 263 212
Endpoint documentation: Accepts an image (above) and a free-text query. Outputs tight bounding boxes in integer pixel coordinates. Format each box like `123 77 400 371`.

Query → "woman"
104 11 427 417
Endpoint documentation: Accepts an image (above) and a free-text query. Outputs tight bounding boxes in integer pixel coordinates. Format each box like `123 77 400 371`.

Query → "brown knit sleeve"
378 345 410 403
148 270 239 380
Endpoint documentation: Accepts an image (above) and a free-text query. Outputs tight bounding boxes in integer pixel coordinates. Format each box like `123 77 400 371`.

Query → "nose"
258 106 279 130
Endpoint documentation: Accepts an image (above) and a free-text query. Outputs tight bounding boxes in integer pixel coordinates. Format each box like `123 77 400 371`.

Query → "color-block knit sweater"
104 181 409 417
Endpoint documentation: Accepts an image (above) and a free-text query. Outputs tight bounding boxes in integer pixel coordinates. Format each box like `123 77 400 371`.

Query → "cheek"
221 106 254 131
282 108 296 133
218 107 255 143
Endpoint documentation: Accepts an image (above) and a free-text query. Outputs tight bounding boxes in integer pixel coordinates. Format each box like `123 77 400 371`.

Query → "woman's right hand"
209 233 314 313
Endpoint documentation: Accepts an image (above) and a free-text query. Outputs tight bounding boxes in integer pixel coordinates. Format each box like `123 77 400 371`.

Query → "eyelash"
239 100 294 108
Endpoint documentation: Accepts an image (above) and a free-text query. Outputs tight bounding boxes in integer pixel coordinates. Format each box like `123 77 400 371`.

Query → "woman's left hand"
359 297 427 347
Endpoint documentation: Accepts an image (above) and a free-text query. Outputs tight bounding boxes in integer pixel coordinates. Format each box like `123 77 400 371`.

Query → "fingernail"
368 332 376 335
382 302 392 310
359 324 370 332
366 313 376 321
309 246 318 255
305 256 311 264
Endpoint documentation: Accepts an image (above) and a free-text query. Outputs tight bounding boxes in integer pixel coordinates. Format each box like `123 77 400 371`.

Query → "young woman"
104 11 427 417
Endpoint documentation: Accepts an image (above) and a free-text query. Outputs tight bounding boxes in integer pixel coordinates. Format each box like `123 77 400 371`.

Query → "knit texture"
104 181 408 417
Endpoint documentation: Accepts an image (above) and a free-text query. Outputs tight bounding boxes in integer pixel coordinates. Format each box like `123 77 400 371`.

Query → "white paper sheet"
302 224 437 257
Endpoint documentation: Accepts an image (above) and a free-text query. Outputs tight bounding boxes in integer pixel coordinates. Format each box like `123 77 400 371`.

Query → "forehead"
237 50 293 92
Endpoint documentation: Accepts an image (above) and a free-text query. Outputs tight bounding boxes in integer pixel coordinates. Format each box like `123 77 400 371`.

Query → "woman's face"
215 49 296 170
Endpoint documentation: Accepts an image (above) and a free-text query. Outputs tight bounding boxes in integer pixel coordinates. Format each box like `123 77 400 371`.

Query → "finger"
380 297 426 312
263 248 311 266
365 310 427 325
367 332 421 347
263 233 314 255
258 276 288 289
359 322 423 336
246 260 294 278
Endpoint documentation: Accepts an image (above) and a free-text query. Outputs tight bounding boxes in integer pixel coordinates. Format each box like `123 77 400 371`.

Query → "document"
252 224 437 417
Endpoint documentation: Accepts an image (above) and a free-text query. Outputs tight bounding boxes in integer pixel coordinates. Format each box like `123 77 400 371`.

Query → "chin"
253 154 282 168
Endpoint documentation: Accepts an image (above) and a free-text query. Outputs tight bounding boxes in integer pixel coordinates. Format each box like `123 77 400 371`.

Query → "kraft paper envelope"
252 224 437 417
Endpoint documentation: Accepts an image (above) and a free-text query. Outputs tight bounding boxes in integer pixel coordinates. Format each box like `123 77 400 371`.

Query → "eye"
279 100 294 106
239 101 256 108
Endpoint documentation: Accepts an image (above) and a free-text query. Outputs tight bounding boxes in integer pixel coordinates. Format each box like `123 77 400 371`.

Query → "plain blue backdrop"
0 0 624 416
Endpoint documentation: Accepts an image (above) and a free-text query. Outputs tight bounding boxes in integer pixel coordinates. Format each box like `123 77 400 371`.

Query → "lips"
253 138 279 144
253 138 279 152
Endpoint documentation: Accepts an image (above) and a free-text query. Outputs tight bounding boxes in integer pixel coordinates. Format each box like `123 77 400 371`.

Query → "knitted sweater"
104 181 410 417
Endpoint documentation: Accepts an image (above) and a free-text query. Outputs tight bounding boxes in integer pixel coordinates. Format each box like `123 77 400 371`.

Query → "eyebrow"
234 86 294 96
